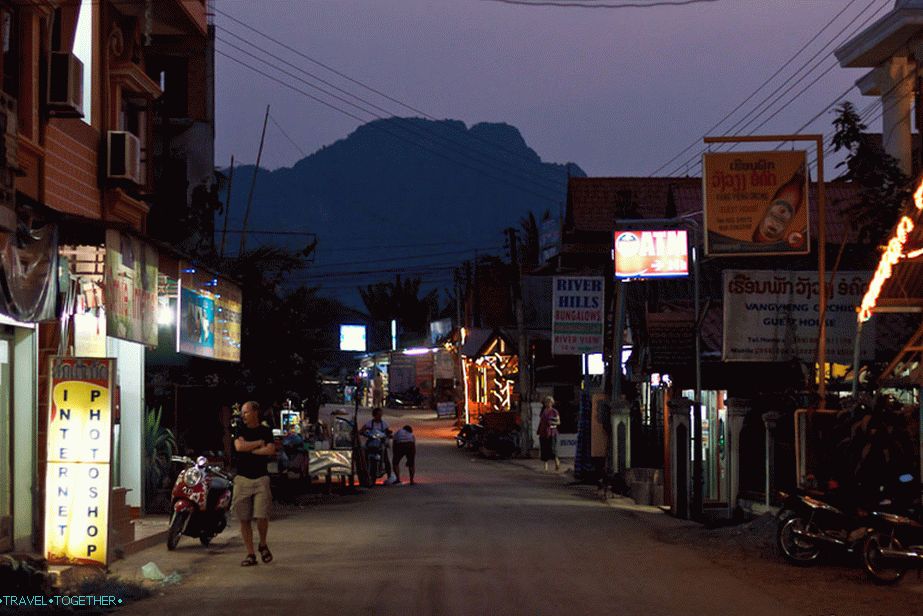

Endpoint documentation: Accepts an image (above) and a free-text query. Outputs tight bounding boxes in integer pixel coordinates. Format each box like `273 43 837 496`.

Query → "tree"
831 101 911 245
359 274 439 338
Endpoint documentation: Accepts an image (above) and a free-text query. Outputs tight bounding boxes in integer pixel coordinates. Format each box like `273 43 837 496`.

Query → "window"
73 0 92 124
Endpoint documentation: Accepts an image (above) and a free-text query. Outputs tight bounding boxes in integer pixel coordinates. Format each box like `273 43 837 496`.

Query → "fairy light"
857 177 923 322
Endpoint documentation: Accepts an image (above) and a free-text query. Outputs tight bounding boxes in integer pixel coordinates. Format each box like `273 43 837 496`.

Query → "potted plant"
143 406 177 514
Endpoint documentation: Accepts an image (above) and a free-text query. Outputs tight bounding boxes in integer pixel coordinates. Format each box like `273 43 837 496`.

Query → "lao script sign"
722 270 874 363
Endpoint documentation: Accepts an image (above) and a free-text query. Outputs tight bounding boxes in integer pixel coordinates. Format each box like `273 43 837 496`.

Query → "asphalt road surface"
115 408 923 616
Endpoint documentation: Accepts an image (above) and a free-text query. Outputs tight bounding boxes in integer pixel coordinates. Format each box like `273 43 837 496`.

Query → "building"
1 0 216 560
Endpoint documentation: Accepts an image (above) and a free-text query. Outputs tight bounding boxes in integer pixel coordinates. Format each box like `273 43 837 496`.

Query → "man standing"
233 401 276 567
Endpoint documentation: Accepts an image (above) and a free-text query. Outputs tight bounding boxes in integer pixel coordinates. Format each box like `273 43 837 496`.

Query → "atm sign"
614 230 689 279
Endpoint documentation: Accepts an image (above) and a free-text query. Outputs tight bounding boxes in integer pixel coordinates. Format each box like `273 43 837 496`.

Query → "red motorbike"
167 455 233 550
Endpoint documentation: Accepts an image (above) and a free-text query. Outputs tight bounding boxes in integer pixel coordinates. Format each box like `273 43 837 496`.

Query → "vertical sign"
552 276 604 355
44 357 115 567
703 151 810 256
104 229 158 346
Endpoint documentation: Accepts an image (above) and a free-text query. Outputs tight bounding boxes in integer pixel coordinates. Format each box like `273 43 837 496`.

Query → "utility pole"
507 228 531 454
239 105 270 255
219 154 234 258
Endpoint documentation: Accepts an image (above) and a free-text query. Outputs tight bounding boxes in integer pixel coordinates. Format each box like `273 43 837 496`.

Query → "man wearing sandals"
233 401 276 566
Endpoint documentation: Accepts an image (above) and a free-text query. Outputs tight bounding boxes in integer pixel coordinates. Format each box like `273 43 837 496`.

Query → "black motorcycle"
455 423 484 450
362 428 391 487
776 488 873 564
862 474 923 584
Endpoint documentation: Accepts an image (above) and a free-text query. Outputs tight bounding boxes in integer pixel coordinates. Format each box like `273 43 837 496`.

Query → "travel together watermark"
1 595 123 607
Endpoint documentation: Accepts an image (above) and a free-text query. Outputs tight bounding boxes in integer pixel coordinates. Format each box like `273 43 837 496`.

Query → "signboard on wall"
177 263 242 362
722 270 874 362
104 230 158 346
703 151 810 256
44 357 115 567
614 230 689 279
552 276 605 355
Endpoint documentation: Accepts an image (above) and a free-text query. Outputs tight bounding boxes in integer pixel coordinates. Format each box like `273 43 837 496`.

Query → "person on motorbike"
361 407 392 480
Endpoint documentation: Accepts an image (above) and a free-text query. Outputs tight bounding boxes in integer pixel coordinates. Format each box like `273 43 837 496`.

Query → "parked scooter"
776 487 873 564
167 455 233 550
863 474 923 584
455 423 484 450
362 428 391 487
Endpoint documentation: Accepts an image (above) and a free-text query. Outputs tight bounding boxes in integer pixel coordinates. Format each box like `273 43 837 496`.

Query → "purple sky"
214 0 886 178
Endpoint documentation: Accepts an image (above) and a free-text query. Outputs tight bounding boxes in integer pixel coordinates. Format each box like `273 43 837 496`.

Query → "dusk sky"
213 0 885 179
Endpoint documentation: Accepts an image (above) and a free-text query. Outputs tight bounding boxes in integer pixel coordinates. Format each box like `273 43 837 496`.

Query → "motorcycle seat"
801 495 843 514
870 511 920 527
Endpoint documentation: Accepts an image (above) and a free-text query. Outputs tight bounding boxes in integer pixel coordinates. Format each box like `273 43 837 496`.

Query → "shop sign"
104 230 158 346
647 312 695 370
703 151 810 256
722 270 874 362
552 276 604 355
614 230 688 279
44 357 115 567
178 263 242 362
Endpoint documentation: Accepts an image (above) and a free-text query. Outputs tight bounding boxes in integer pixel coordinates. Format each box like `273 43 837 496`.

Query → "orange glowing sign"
614 230 689 279
858 178 923 322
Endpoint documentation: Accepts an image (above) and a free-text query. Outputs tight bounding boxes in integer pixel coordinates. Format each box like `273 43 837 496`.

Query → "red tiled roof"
567 177 861 244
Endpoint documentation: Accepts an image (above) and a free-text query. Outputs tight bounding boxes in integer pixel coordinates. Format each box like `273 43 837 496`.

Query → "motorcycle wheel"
863 532 908 584
166 511 189 551
199 534 212 547
777 515 821 564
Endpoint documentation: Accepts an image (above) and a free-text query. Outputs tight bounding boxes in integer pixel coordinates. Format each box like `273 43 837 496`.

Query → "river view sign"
552 276 604 355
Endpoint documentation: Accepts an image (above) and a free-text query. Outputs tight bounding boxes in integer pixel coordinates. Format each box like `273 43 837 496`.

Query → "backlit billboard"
614 229 689 279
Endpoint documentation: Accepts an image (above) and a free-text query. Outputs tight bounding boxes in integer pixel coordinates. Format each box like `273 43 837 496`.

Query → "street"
111 408 923 616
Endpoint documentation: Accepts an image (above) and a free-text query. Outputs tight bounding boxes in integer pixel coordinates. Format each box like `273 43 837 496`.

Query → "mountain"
218 117 585 307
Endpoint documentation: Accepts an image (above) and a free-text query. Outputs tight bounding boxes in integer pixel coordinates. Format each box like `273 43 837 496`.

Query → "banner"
647 312 696 370
703 151 810 256
722 270 874 362
552 276 604 355
178 263 242 362
44 357 115 567
104 229 158 346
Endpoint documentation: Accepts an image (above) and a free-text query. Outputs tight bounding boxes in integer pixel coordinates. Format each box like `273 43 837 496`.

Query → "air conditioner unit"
107 131 142 185
47 51 84 117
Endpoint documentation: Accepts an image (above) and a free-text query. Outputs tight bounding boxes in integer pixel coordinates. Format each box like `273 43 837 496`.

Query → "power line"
268 113 308 158
482 0 720 7
216 49 563 205
309 246 504 270
655 0 886 177
215 31 567 197
215 8 576 190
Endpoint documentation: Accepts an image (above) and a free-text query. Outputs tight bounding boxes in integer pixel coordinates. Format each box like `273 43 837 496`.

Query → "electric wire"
659 0 888 177
216 49 563 205
217 29 567 196
215 8 578 188
647 0 867 176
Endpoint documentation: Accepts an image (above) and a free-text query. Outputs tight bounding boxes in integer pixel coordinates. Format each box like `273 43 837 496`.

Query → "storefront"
460 329 518 424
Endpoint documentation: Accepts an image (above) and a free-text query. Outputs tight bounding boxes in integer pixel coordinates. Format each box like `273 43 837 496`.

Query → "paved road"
115 408 922 616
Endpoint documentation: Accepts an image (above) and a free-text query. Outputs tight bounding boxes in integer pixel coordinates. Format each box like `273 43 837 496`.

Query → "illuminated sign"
614 230 689 279
44 357 115 567
177 263 242 362
703 151 810 256
340 325 367 352
552 276 604 355
104 230 158 346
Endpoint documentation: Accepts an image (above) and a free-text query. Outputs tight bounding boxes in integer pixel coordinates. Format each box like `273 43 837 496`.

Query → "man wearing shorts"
233 401 276 566
392 425 416 485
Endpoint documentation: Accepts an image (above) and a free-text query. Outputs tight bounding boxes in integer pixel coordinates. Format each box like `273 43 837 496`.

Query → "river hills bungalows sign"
44 357 115 567
552 276 604 355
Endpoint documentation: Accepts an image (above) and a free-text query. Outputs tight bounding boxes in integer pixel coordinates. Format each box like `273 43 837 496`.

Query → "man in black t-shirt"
232 401 276 567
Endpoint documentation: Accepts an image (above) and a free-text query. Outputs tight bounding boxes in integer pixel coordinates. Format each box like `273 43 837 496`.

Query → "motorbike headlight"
183 468 204 487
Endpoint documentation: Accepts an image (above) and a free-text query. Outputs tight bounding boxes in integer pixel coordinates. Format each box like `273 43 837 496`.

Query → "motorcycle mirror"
899 473 914 483
196 455 208 467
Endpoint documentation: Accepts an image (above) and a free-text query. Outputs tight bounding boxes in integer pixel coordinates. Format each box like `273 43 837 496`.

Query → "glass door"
0 337 12 552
